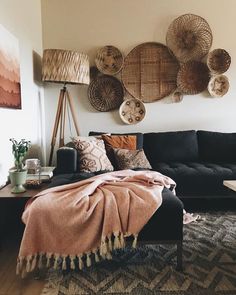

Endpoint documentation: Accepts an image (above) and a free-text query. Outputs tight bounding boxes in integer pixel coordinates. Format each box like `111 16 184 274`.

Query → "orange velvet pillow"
101 135 137 168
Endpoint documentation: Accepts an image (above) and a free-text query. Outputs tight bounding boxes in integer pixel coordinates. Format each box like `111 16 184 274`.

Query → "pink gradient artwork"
0 24 21 109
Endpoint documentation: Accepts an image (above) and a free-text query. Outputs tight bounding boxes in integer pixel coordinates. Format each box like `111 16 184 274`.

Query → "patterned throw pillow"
101 134 137 168
72 137 114 172
113 148 152 170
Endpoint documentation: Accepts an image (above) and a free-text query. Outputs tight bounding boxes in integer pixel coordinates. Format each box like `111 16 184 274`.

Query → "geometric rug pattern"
41 212 236 295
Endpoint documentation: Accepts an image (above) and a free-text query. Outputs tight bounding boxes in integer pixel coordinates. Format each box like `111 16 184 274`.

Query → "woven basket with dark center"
88 75 124 112
166 14 213 63
95 46 124 75
177 61 210 94
207 49 231 74
121 42 179 102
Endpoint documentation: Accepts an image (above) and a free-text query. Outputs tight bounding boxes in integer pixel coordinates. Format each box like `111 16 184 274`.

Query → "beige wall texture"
0 0 44 186
41 0 236 162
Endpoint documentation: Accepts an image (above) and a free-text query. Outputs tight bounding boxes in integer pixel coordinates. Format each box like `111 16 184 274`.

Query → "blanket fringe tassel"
16 232 138 277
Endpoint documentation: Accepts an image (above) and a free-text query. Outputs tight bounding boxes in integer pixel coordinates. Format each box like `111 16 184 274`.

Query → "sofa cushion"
89 131 143 149
113 148 152 170
155 162 236 196
72 136 114 172
197 130 236 162
143 130 199 166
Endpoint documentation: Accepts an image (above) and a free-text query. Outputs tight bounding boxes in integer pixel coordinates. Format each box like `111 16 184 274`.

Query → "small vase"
9 169 27 193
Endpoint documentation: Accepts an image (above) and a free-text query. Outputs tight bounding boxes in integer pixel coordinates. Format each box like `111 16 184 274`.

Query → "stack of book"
26 166 55 183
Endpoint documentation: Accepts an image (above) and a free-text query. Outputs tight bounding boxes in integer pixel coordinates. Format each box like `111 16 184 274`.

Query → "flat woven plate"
119 98 146 125
88 75 124 112
208 75 229 97
121 42 179 103
207 49 231 75
177 61 210 94
95 46 124 75
166 14 212 63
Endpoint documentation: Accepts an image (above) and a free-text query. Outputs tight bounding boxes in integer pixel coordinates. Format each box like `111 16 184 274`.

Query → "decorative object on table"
121 42 179 102
208 75 229 97
171 90 183 103
207 48 231 75
25 158 41 187
9 138 31 193
119 97 146 124
177 61 210 94
0 24 21 109
88 75 124 111
95 45 124 75
26 166 55 184
42 49 90 166
166 14 213 63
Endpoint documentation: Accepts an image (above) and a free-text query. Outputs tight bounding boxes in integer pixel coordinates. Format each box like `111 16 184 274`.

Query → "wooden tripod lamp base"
48 86 80 166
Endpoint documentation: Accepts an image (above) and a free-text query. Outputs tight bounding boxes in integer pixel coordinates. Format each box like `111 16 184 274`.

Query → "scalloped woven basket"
121 42 179 102
208 75 229 97
95 46 124 75
207 49 231 74
166 14 213 63
88 75 124 112
177 61 210 94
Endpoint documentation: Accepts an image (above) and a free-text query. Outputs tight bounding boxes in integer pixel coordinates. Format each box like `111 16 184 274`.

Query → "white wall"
0 0 44 186
41 0 236 162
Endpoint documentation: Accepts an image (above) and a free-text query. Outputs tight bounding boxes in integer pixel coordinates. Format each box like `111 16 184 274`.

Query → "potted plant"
9 138 31 193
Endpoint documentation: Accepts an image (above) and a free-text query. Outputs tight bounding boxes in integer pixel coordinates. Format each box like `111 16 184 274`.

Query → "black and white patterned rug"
41 212 236 295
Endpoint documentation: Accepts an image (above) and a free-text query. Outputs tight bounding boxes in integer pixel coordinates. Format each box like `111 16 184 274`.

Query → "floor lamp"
42 49 90 166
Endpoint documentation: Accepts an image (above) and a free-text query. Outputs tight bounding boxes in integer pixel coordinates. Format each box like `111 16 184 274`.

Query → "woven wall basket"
95 45 124 75
177 61 210 94
207 49 231 75
119 98 146 125
88 75 124 112
121 42 179 102
166 14 213 63
208 75 229 97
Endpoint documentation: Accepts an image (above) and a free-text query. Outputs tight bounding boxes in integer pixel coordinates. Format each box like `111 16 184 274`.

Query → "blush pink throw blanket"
17 169 176 276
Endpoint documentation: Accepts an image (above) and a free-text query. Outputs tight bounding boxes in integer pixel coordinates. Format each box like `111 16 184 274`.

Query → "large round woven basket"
166 14 213 63
177 61 210 94
208 75 229 97
121 42 179 102
95 46 124 75
207 49 231 75
119 98 146 125
88 75 124 112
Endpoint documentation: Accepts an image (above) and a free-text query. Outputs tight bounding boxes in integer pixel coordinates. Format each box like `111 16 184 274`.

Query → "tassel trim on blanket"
16 232 137 277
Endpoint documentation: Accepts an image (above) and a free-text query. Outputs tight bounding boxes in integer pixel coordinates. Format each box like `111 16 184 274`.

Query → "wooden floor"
0 234 45 295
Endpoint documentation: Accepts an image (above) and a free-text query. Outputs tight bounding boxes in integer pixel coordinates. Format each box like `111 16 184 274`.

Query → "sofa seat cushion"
154 162 236 196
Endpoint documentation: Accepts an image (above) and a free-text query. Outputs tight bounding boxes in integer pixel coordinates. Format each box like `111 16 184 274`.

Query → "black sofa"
51 129 236 270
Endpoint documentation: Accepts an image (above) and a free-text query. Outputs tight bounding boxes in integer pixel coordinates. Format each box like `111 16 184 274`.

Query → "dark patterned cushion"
72 137 113 172
113 148 152 170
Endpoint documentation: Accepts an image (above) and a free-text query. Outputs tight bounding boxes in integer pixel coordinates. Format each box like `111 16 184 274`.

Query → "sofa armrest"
56 147 77 174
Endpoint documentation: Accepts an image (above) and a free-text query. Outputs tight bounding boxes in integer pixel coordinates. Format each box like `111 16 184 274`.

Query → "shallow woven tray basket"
121 42 179 102
208 75 229 97
166 14 213 63
88 75 124 112
207 49 231 75
95 45 124 75
177 61 210 94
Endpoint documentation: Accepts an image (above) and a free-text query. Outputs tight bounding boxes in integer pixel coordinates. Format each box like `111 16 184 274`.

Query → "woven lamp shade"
42 49 90 85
